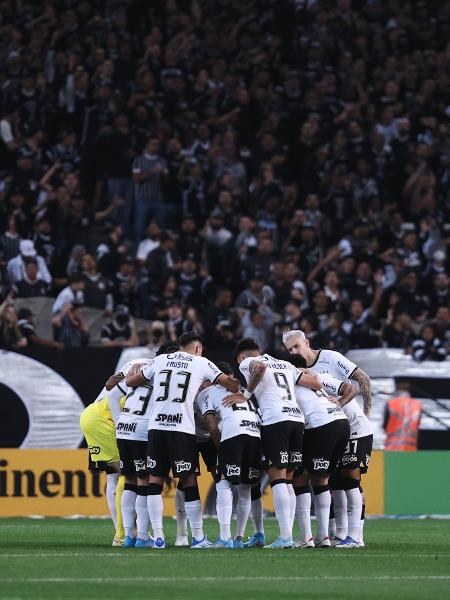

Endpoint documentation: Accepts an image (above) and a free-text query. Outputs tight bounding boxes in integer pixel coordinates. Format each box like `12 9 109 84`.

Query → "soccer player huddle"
80 330 373 549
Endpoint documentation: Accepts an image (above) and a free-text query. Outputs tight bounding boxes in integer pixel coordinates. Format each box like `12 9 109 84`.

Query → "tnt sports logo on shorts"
88 445 100 455
312 457 330 471
248 467 259 479
290 451 302 464
279 451 289 464
365 454 371 467
147 458 156 469
134 459 147 472
174 460 192 473
226 464 241 477
120 460 124 469
341 454 357 466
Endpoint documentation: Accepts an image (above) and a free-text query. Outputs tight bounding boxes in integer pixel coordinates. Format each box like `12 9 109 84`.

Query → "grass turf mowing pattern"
0 519 449 599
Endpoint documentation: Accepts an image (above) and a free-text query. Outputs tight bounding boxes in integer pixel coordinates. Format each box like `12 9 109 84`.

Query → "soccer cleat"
314 535 331 548
244 533 266 548
175 535 189 547
214 538 234 549
191 535 214 549
234 536 244 549
335 536 360 548
123 536 136 548
153 537 166 549
135 537 154 548
112 538 124 547
264 536 293 549
330 535 343 547
293 536 315 549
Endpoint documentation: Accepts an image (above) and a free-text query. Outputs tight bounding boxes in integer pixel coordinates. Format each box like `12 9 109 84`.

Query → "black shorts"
302 419 350 476
337 434 373 474
261 421 304 470
147 429 199 478
117 438 149 479
197 439 217 474
217 434 261 484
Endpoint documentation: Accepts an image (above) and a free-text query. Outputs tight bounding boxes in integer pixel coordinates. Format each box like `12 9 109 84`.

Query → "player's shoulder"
239 354 261 371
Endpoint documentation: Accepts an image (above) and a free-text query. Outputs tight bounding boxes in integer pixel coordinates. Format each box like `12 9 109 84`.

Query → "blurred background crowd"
0 0 449 361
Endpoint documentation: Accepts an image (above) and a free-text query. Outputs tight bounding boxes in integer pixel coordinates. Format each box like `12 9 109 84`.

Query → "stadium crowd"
0 0 449 361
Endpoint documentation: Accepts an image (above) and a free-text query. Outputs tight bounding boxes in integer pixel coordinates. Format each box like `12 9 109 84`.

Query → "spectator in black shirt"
412 324 447 362
323 312 350 355
12 258 50 298
17 308 63 350
100 305 139 348
82 254 113 313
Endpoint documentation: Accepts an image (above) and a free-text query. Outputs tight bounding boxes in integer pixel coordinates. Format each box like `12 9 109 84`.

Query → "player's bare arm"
105 372 125 391
297 369 322 391
126 370 145 388
351 368 372 416
223 360 265 407
215 373 240 393
337 382 359 407
204 413 221 447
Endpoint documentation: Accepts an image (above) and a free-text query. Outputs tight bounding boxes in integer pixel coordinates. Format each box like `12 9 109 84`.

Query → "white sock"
175 487 187 537
295 491 312 541
216 479 233 540
332 489 348 539
136 491 150 540
185 499 204 540
236 483 251 538
272 482 292 539
287 483 296 529
313 489 331 538
347 487 363 542
360 488 366 543
121 488 136 538
147 493 164 539
251 495 264 534
106 473 118 529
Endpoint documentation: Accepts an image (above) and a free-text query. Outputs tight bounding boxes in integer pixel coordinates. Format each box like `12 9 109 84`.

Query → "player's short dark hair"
286 354 306 368
215 361 234 376
157 341 179 355
234 337 260 360
178 331 203 348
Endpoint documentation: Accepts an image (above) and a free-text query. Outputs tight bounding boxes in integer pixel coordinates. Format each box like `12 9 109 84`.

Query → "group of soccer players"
80 329 373 549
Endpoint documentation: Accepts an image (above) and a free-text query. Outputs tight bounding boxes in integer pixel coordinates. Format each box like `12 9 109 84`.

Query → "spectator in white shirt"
7 240 52 285
136 221 161 265
52 273 85 314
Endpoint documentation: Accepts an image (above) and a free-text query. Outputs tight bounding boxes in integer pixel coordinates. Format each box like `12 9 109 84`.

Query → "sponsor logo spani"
117 422 137 433
281 406 302 415
155 413 183 424
240 420 260 430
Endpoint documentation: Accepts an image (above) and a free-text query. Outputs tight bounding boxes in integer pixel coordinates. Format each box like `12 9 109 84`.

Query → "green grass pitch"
0 518 449 599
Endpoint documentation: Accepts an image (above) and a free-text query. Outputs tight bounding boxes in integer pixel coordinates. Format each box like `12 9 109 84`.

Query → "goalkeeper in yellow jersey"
80 358 148 546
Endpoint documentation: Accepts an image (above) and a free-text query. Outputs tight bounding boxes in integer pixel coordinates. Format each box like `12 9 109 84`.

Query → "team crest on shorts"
89 445 100 455
147 458 156 469
226 464 240 477
174 460 192 473
312 457 330 470
280 451 289 464
134 459 146 472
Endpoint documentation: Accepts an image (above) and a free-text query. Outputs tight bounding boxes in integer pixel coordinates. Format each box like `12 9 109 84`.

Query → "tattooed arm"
351 367 372 416
222 360 266 407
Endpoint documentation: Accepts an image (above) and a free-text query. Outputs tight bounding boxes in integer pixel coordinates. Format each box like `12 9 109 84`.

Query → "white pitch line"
0 576 449 583
0 552 446 558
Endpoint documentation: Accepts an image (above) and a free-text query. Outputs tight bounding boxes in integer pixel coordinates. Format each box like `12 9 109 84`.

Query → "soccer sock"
216 479 233 540
106 473 119 529
313 485 331 538
332 489 348 540
250 486 264 535
236 483 251 538
271 480 292 539
115 476 125 540
346 486 363 542
121 484 137 538
294 486 312 541
360 486 366 542
329 500 336 537
147 483 164 540
287 483 296 529
136 486 150 541
175 482 188 537
184 485 204 540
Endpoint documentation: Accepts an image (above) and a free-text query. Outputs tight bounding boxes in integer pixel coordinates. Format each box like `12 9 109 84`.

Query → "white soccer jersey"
142 351 223 435
194 399 211 442
198 385 261 442
95 358 149 425
308 350 373 439
115 359 153 441
294 377 348 430
239 354 304 426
